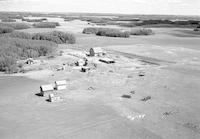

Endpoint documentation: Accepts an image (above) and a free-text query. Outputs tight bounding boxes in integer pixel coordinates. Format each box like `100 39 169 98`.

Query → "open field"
0 13 200 139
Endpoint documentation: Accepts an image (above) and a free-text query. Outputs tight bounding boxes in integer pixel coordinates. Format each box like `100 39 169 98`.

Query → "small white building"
89 47 104 57
49 94 63 102
55 80 67 90
40 84 54 96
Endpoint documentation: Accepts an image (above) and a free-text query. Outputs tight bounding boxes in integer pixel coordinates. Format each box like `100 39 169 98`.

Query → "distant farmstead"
89 47 104 56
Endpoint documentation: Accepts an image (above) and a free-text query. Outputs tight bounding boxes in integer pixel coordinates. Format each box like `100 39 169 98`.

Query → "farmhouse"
40 84 54 96
55 80 67 90
89 47 104 56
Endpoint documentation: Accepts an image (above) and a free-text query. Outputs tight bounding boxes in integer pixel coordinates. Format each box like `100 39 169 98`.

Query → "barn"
40 84 54 96
89 47 104 56
55 80 67 90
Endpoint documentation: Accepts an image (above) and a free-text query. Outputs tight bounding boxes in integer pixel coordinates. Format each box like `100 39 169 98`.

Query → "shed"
49 94 63 102
89 47 104 56
40 84 54 96
99 58 115 64
55 80 67 90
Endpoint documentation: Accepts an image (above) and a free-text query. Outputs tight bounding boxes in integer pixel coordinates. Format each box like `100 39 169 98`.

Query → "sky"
0 0 199 15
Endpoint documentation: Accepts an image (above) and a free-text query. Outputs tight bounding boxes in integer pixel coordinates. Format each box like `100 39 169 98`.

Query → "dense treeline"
0 31 76 73
130 28 154 35
0 31 76 44
83 27 130 38
0 37 57 73
83 27 154 37
96 28 130 38
22 18 47 22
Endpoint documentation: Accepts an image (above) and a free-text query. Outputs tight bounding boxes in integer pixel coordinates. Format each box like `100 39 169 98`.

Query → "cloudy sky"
0 0 199 15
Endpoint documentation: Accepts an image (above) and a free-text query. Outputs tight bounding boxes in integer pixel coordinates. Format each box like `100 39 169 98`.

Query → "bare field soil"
1 19 200 139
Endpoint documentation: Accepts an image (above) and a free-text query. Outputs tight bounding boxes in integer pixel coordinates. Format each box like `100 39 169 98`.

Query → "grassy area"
0 37 57 73
0 23 30 30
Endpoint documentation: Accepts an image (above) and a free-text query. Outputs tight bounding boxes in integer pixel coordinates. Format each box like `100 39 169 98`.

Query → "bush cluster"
32 31 75 44
0 26 14 34
96 28 130 38
33 22 60 28
130 28 154 35
83 27 130 38
0 37 57 73
82 27 100 34
0 23 30 30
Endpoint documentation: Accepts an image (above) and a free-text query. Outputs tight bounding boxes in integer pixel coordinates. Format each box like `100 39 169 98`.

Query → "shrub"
1 19 16 22
0 23 30 30
130 28 154 35
33 22 59 28
0 26 14 34
32 31 76 44
82 27 99 34
0 37 57 73
50 31 75 44
96 28 130 38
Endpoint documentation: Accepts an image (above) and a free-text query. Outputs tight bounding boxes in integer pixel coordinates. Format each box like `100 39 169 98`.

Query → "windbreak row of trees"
83 27 154 37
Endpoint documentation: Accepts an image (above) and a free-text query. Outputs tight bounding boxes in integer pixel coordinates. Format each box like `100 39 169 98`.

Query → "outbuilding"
40 84 54 96
89 47 104 57
99 58 115 64
55 80 67 90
